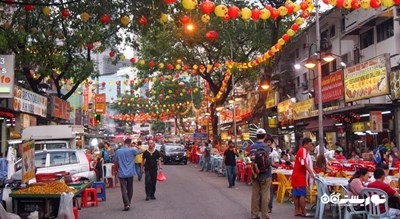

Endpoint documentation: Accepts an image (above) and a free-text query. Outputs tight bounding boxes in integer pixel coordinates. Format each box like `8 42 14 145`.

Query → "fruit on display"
15 181 77 194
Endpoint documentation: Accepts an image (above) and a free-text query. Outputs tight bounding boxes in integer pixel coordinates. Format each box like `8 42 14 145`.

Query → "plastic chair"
81 188 98 208
340 185 367 219
350 164 364 171
93 181 106 201
366 165 375 173
271 173 282 201
307 182 318 205
360 188 390 219
103 163 116 188
276 173 292 203
315 177 338 219
73 207 79 219
330 162 343 171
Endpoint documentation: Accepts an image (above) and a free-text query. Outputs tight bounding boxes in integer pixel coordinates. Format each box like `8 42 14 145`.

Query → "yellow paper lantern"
121 16 130 26
152 77 157 82
293 3 301 12
278 39 285 46
214 5 228 18
168 75 172 80
182 0 198 10
168 90 173 94
193 64 198 70
260 9 271 20
183 71 189 77
175 64 181 70
160 13 169 23
119 55 126 61
206 64 213 72
80 12 90 22
139 59 145 65
278 6 288 16
201 14 210 23
295 17 305 25
43 7 51 16
360 0 370 9
328 0 337 6
307 3 314 12
287 29 295 36
241 7 252 21
158 63 165 69
343 0 352 8
382 0 395 8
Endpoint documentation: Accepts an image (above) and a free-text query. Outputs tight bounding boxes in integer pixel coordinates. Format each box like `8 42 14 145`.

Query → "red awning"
305 118 336 131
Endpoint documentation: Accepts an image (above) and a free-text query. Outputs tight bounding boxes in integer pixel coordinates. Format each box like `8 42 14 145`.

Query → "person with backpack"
291 137 316 217
250 128 271 219
373 138 389 167
223 140 239 188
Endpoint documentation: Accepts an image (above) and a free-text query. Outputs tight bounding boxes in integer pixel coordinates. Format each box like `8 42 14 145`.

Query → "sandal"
300 213 313 218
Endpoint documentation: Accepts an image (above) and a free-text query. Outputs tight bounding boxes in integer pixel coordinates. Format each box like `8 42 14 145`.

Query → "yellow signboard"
242 133 250 140
293 98 315 120
352 122 370 132
344 54 389 102
266 90 277 109
94 93 106 114
22 140 35 183
277 99 294 122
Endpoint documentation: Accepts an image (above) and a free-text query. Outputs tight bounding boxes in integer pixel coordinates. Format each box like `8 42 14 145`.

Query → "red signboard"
51 96 71 120
94 93 106 114
83 85 89 111
314 70 344 104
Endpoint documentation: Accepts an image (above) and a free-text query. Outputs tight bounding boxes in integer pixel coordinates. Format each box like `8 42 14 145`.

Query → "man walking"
114 138 142 211
250 128 271 219
292 137 315 217
141 139 162 201
223 140 238 188
134 141 145 181
200 141 211 172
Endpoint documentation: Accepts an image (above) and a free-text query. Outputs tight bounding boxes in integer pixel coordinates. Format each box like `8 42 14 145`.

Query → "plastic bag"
57 192 74 219
157 171 166 182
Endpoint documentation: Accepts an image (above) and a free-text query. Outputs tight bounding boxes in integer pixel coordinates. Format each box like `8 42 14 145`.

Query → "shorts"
292 186 307 197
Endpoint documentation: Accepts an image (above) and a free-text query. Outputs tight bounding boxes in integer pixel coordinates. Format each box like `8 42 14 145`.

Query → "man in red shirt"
367 168 400 218
291 137 315 217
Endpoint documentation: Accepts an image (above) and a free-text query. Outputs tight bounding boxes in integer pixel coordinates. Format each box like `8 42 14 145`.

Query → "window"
321 63 330 76
35 153 47 168
341 18 345 32
360 29 374 49
296 76 300 87
330 25 336 38
50 152 78 167
303 73 308 82
377 19 393 42
295 48 299 59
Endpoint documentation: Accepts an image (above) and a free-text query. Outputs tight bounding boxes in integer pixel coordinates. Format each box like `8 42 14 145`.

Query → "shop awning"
305 118 336 132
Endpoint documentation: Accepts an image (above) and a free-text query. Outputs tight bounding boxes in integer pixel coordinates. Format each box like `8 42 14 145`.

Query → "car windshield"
166 146 184 152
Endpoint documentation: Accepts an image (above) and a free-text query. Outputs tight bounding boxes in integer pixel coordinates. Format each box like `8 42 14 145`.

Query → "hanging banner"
390 70 400 100
0 54 15 98
83 85 89 111
370 111 383 132
314 70 344 103
50 96 71 120
344 54 390 102
22 140 35 184
293 98 315 120
266 90 277 109
10 86 47 117
94 93 106 114
277 99 294 123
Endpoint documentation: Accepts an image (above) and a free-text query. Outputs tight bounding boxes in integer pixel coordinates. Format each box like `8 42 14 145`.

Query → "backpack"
373 145 384 164
254 148 271 174
101 149 110 163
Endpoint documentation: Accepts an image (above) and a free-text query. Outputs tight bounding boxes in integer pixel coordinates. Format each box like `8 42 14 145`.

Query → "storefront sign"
352 122 369 132
83 85 89 111
22 140 35 184
242 133 250 140
11 86 47 117
94 93 106 114
293 98 315 120
370 111 383 132
314 70 344 103
277 99 294 122
390 70 400 100
344 54 390 102
0 55 15 98
266 90 277 109
50 96 71 120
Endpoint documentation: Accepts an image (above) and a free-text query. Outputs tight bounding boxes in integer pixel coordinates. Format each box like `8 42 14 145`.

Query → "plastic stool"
93 181 106 201
81 188 98 208
73 207 79 219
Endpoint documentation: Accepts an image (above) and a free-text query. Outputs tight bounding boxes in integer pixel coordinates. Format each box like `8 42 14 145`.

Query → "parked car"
161 144 187 165
12 149 96 182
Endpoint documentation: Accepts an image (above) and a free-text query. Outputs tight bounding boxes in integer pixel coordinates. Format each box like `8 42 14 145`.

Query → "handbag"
157 171 166 182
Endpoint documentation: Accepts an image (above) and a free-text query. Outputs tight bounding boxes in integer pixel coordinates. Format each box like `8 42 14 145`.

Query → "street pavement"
79 164 331 219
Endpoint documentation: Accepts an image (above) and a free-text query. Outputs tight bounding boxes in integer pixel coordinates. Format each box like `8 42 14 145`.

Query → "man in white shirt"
314 144 326 156
324 150 336 161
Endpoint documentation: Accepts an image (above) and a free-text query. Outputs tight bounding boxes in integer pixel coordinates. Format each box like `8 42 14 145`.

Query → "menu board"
22 140 35 184
344 54 390 102
293 98 315 120
277 99 294 122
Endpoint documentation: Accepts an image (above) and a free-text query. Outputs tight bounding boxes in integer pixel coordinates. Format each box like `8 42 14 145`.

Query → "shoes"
269 209 272 213
123 205 130 211
150 196 156 200
228 185 233 188
145 197 150 201
138 176 142 181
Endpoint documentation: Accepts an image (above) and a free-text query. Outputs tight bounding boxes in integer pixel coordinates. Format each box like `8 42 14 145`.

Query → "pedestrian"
223 140 238 188
200 142 211 172
114 138 142 211
104 142 115 163
134 141 145 181
292 137 315 217
265 136 279 213
141 139 162 201
94 151 104 181
250 128 272 219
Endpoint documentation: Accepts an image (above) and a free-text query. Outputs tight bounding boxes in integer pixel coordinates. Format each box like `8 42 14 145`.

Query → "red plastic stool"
73 207 79 219
81 188 98 208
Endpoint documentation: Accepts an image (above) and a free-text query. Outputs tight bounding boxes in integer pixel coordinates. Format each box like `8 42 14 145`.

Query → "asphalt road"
79 164 324 219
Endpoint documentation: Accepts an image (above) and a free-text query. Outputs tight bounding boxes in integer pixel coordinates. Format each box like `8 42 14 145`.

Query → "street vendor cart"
9 181 93 219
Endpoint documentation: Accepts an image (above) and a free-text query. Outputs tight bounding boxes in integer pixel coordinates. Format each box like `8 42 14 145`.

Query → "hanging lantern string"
0 0 80 6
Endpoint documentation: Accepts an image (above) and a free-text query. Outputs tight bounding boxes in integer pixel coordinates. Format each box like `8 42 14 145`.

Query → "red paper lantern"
351 0 361 9
180 15 190 24
130 58 136 63
228 5 240 19
286 4 294 14
100 15 110 24
160 75 165 81
300 1 309 10
164 0 176 4
87 44 94 50
323 0 330 4
183 65 189 70
61 9 70 18
5 0 14 5
167 64 174 70
265 5 273 12
139 16 148 26
149 61 155 68
130 80 134 85
370 0 381 9
336 0 344 8
270 8 280 19
395 0 400 4
25 4 33 12
205 30 219 41
282 34 290 42
101 82 106 86
291 23 299 31
179 82 185 87
251 9 261 21
301 10 310 18
175 73 180 78
200 0 215 14
223 14 230 21
109 51 115 57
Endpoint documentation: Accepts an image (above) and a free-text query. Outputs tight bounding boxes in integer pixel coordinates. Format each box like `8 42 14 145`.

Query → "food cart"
9 181 93 219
